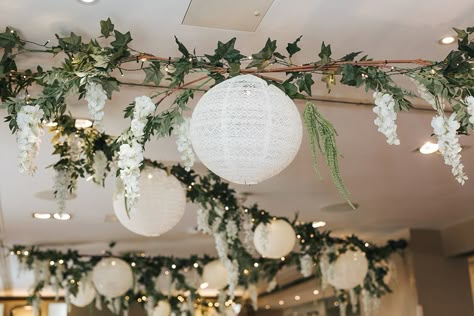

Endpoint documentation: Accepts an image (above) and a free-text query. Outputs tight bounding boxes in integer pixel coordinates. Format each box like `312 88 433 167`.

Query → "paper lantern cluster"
113 167 187 237
92 258 133 298
327 250 369 290
253 219 296 259
190 74 303 185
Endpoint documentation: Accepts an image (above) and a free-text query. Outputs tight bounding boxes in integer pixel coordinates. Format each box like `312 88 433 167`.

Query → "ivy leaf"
56 32 82 52
286 36 302 58
110 31 132 49
340 51 362 62
174 36 190 57
100 18 115 38
205 38 244 65
271 81 305 99
273 52 286 60
297 74 315 96
0 31 17 49
318 42 332 65
143 63 164 86
340 64 363 87
100 78 120 99
247 38 277 69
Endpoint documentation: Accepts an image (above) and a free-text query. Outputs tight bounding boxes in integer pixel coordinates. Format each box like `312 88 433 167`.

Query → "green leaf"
143 63 164 86
205 38 244 65
174 36 190 57
297 74 315 96
100 18 115 38
286 36 302 58
318 42 332 65
340 51 362 62
247 38 277 70
101 78 120 99
0 32 17 49
340 64 363 87
56 32 83 52
110 31 132 49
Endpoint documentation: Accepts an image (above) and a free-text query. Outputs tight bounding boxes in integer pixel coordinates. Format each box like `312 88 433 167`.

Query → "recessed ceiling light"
53 213 72 221
200 282 209 289
312 221 327 228
294 295 301 301
75 118 93 129
278 300 284 306
265 305 270 310
32 212 52 220
419 141 439 155
78 0 98 4
313 290 319 295
439 36 456 45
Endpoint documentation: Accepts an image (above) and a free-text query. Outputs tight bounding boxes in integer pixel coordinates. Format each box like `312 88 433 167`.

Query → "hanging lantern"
253 219 296 259
182 268 201 289
190 74 303 185
154 271 175 295
327 250 369 290
201 260 228 290
153 300 171 316
92 258 133 298
113 167 187 237
70 278 96 307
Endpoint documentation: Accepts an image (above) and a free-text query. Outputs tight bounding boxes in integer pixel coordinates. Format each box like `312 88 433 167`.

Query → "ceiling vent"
182 0 274 32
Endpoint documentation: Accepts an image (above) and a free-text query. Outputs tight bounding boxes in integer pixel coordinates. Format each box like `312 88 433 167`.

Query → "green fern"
303 102 354 209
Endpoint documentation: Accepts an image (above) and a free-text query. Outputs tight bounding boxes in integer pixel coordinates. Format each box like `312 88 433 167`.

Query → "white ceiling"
0 0 473 295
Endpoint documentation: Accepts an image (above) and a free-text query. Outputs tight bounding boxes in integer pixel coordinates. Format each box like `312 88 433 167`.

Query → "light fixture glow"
294 295 301 301
78 0 98 3
53 213 72 221
312 221 327 228
265 305 270 310
278 300 284 306
32 212 51 220
74 118 93 129
200 282 209 289
419 141 439 155
44 121 58 127
439 36 456 45
313 290 319 295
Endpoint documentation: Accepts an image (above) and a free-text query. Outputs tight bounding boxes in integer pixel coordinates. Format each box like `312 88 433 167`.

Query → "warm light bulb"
32 212 52 220
439 36 456 45
53 213 72 221
419 141 439 155
200 282 209 289
312 221 327 228
75 118 93 129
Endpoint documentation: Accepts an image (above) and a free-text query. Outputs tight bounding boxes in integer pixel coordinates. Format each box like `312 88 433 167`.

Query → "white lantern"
182 268 201 289
190 74 303 185
92 258 133 298
70 278 96 307
201 260 228 290
113 167 187 237
327 250 369 290
253 219 296 259
154 272 175 295
153 300 171 316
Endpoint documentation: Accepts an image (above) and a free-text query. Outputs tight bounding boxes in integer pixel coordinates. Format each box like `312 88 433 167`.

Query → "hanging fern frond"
303 102 354 209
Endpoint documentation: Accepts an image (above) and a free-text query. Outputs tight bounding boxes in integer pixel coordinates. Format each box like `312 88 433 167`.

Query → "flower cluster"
411 79 437 109
85 83 108 132
431 114 467 185
16 105 44 175
92 150 108 185
465 96 474 125
373 92 400 145
173 118 195 171
299 254 314 278
131 96 155 141
117 140 144 214
54 169 70 213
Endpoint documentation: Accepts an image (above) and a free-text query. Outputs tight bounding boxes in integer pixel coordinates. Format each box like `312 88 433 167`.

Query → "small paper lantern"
153 300 171 316
70 278 96 307
253 219 296 259
113 167 187 237
182 268 201 289
327 250 369 290
190 74 303 185
154 272 175 295
202 260 228 290
92 258 133 298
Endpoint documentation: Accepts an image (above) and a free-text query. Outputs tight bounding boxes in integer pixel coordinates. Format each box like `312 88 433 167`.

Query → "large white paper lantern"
153 301 171 316
182 268 201 289
92 258 133 298
202 260 228 290
253 219 296 259
190 74 303 185
70 278 96 307
113 167 187 237
154 272 175 295
327 250 369 290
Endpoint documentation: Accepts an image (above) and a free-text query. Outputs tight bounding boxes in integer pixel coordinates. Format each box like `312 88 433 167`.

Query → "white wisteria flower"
54 169 70 213
267 278 277 292
373 92 400 145
225 259 240 299
16 105 44 175
173 118 195 171
431 113 468 185
248 283 258 311
411 78 437 109
465 96 474 125
131 96 155 141
117 140 144 214
92 150 108 185
85 82 108 132
197 208 212 234
226 220 239 244
299 254 314 278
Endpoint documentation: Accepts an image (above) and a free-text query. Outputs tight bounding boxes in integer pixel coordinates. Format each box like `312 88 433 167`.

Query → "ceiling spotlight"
313 290 320 295
53 213 72 221
75 118 93 129
439 36 456 45
294 295 301 301
419 141 439 155
78 0 98 4
32 212 51 220
278 300 284 306
312 221 327 228
199 282 209 289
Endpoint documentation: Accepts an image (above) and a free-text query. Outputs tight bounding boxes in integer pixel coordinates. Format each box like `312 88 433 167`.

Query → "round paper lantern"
202 260 228 290
253 219 296 259
182 268 201 289
92 258 133 298
113 167 187 237
153 301 171 316
190 74 303 185
70 278 96 307
154 272 175 295
327 250 369 290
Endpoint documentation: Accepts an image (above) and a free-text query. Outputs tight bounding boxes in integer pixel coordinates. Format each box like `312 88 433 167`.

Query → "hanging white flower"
225 259 239 299
214 232 229 261
173 118 195 171
299 254 314 278
465 96 474 125
349 288 358 313
92 150 108 185
338 300 348 316
85 82 108 132
248 283 258 311
242 213 258 256
117 140 144 214
131 96 155 141
54 169 70 213
267 278 277 292
225 220 239 244
373 92 400 145
431 113 468 185
197 208 212 234
411 78 437 109
16 104 44 175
